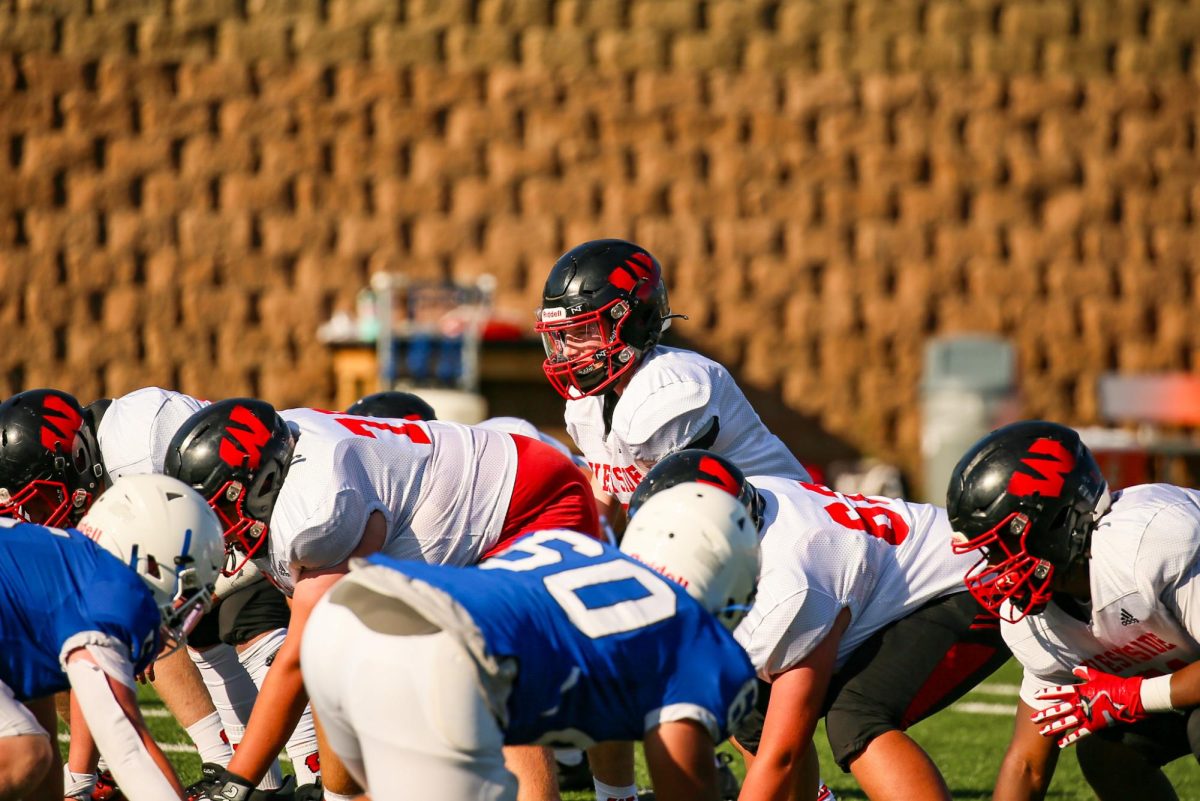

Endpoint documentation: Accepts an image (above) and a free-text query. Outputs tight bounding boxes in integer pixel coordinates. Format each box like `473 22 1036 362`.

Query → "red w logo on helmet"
1007 439 1075 498
219 406 271 469
608 251 657 296
697 455 740 497
40 395 83 453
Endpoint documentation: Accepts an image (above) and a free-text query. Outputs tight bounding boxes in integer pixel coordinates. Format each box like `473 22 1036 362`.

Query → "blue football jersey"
0 519 161 700
365 530 757 746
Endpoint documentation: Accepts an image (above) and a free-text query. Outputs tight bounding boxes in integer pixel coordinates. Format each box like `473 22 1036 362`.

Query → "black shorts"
187 579 291 649
733 591 1010 771
1087 707 1200 766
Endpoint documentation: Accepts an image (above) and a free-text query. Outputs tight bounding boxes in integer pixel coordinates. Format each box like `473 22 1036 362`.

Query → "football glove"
1031 665 1147 747
195 766 257 801
184 763 225 801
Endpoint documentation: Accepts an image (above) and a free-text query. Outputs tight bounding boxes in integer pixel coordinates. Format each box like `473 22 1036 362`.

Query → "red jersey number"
800 482 910 545
313 409 432 444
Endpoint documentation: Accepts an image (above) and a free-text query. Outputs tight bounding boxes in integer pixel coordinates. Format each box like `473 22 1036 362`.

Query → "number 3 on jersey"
801 482 910 545
481 531 677 638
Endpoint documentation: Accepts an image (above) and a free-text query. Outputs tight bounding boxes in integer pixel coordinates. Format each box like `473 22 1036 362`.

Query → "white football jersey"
264 408 518 595
96 387 208 479
1004 484 1200 709
735 476 976 679
564 346 809 505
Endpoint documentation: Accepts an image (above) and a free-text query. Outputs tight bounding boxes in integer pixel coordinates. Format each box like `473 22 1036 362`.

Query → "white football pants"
301 596 517 801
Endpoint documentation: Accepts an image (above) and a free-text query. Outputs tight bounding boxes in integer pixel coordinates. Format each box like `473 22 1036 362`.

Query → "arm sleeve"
66 653 180 801
59 633 137 690
618 380 714 467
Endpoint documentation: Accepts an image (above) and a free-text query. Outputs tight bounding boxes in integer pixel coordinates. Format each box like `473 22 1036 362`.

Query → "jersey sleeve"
615 379 715 467
650 619 758 741
1138 502 1200 637
98 388 207 479
735 588 846 679
1162 545 1200 642
288 485 384 574
1018 667 1063 710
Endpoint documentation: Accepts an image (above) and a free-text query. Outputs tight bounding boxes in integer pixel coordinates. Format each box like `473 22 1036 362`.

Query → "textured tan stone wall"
2 0 1199 485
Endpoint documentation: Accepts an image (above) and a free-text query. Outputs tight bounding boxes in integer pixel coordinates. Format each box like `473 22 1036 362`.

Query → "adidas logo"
1119 608 1139 626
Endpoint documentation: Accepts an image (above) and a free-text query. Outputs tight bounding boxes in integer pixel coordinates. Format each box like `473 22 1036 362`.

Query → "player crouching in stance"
948 421 1200 800
300 482 760 801
629 450 1009 801
0 474 223 801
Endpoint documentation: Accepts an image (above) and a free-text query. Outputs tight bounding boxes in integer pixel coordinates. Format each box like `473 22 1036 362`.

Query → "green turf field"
83 658 1197 799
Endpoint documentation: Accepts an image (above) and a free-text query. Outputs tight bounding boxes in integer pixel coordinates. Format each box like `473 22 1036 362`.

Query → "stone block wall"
2 0 1198 486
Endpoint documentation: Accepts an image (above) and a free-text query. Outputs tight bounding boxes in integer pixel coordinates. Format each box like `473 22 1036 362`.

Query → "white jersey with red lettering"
264 408 518 595
734 476 977 679
1003 484 1200 709
564 346 809 505
96 387 208 480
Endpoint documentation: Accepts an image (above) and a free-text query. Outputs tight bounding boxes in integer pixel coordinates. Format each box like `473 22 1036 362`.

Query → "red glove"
1030 665 1147 747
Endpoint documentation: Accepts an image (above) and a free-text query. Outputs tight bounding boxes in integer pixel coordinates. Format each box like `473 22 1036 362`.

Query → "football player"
0 388 317 796
947 421 1200 800
630 451 1010 801
535 239 812 799
167 401 600 800
0 474 223 801
534 238 811 519
300 481 759 801
94 387 319 792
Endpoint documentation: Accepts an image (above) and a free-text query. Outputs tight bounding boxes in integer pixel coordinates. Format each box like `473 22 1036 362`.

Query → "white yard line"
951 701 1016 716
57 734 292 761
64 683 1025 759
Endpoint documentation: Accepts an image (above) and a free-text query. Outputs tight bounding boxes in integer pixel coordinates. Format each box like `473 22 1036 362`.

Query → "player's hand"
184 762 225 800
195 766 256 801
1030 665 1147 747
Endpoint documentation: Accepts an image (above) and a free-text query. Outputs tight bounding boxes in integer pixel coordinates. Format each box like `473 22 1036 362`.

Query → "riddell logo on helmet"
635 558 690 589
77 521 103 542
1007 439 1075 498
40 395 83 453
219 406 271 470
540 307 568 322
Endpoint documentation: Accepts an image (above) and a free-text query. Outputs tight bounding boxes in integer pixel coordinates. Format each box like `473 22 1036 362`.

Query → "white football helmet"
78 474 224 649
621 482 760 630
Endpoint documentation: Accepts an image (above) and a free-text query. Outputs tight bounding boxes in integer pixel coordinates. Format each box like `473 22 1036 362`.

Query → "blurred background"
2 0 1200 500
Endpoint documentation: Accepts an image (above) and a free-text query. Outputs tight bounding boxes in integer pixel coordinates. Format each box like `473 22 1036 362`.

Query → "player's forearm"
993 754 1053 801
993 709 1057 801
738 742 813 801
1160 659 1200 709
225 652 309 782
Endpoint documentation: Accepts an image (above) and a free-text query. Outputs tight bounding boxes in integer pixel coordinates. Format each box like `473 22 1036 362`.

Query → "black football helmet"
946 420 1109 622
346 391 437 421
535 239 673 399
0 389 106 527
627 450 763 534
163 398 295 573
